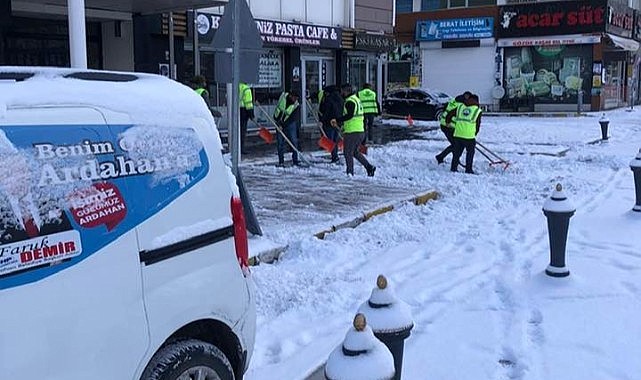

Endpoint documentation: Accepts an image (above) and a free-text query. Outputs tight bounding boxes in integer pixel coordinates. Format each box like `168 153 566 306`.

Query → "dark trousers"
364 114 375 142
240 108 251 153
451 137 476 173
277 121 299 164
436 126 455 160
343 132 372 175
322 122 340 161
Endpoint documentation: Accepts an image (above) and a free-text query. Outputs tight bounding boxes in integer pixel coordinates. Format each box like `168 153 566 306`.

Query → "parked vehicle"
0 67 256 380
382 88 449 121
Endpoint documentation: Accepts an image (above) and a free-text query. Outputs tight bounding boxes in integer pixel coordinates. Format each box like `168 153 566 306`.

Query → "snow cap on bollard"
630 148 641 169
357 275 413 333
543 183 576 214
599 113 609 123
325 313 395 380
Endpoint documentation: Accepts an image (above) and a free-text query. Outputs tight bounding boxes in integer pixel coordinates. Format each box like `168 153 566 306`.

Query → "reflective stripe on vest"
357 89 378 115
454 105 481 140
281 101 299 122
343 94 365 134
440 99 460 127
273 92 289 120
239 83 253 109
195 88 208 96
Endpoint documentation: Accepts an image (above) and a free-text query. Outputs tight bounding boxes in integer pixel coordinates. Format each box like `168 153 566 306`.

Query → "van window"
0 123 209 289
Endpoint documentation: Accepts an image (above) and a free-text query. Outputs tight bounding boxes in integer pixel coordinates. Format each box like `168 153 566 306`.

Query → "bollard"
599 113 609 140
630 149 641 212
543 183 576 277
325 313 395 380
357 275 413 380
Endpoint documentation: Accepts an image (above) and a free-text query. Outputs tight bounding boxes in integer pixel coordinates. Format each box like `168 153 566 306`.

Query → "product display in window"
503 46 592 104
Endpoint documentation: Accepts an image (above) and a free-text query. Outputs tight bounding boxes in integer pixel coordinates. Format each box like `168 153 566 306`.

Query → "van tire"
141 339 235 380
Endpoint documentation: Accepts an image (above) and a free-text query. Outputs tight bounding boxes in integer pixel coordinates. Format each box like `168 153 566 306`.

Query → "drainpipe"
67 0 88 69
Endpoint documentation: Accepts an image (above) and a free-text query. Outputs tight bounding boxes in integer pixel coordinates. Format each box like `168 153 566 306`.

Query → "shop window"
449 0 467 7
467 0 495 6
502 45 592 109
396 0 413 13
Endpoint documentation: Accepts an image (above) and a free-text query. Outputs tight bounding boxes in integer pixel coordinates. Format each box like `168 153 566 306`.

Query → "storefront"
343 32 395 98
497 0 638 112
188 11 342 126
600 0 636 109
417 15 496 107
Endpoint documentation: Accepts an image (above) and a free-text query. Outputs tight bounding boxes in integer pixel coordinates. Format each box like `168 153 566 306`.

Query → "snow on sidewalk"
243 109 641 380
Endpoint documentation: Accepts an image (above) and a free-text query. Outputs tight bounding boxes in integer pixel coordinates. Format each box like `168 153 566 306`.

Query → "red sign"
499 0 607 38
69 183 127 231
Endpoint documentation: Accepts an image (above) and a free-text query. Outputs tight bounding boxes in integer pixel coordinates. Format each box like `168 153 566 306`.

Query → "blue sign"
416 17 494 41
0 124 209 289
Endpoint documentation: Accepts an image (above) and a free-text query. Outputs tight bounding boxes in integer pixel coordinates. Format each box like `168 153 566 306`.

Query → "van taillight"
231 196 250 275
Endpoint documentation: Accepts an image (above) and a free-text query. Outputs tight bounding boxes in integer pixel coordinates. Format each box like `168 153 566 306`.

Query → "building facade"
395 0 641 111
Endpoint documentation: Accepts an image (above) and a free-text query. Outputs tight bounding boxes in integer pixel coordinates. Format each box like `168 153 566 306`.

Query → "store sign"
416 17 494 41
498 34 602 47
353 32 396 52
256 52 282 88
197 13 342 49
606 0 634 38
498 0 606 38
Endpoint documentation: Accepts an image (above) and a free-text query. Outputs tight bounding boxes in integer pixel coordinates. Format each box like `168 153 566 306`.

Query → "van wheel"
141 340 235 380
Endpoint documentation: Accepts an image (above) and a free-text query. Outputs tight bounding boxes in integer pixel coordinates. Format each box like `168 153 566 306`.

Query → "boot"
366 165 376 177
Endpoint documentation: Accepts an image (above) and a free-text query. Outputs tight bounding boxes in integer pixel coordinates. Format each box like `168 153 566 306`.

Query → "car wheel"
434 109 444 122
141 340 235 380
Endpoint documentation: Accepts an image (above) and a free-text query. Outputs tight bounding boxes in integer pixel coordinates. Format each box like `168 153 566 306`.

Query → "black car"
382 88 448 121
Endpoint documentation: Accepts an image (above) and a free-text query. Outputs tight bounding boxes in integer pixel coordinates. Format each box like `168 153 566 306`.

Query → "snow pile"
149 217 233 250
542 183 576 213
357 275 413 333
325 314 395 380
0 67 215 130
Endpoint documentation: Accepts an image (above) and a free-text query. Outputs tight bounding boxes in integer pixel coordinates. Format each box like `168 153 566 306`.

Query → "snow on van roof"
0 67 215 128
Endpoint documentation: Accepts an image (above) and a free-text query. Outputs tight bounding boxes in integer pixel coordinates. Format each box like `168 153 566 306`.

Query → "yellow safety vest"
195 88 208 97
273 92 298 123
440 99 461 128
454 105 481 140
239 83 253 110
343 94 365 134
357 88 378 115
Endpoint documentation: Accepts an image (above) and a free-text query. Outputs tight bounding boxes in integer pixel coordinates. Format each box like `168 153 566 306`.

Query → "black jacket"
319 89 344 124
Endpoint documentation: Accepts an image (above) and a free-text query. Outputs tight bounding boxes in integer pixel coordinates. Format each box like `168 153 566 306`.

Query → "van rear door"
0 106 149 380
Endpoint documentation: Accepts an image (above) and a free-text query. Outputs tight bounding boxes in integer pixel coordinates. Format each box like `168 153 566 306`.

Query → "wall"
355 0 394 32
395 5 497 42
101 21 134 71
204 0 346 26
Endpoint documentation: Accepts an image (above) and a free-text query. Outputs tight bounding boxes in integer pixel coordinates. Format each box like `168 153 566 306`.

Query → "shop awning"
605 33 640 52
13 0 228 14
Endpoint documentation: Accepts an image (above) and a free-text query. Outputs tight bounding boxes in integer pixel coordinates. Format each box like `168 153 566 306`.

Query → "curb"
250 190 439 266
314 190 440 240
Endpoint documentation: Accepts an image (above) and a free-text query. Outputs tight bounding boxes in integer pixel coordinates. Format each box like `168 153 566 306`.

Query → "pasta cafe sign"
498 0 607 38
197 12 342 48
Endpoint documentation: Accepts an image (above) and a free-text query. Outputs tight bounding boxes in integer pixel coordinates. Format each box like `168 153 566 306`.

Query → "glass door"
303 59 321 125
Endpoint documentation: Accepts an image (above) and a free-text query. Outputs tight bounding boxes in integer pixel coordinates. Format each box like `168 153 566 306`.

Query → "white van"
0 68 256 380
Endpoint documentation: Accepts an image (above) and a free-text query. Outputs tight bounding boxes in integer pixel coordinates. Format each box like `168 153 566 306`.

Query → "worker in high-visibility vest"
446 94 482 174
191 75 210 107
239 82 254 154
435 91 471 164
273 90 301 167
331 84 376 177
357 83 380 143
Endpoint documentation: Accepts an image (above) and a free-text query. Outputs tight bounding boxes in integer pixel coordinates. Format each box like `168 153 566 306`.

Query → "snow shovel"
476 141 510 170
258 125 274 144
306 98 337 154
255 103 314 167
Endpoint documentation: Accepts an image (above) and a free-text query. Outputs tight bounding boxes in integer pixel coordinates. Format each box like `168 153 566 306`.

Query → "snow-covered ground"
243 109 641 380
